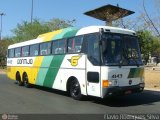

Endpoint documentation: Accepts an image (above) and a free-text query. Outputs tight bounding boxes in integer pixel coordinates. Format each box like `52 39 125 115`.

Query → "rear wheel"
69 80 82 100
23 73 30 88
16 72 23 86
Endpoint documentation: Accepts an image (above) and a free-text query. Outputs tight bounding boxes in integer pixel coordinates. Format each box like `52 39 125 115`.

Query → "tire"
23 73 30 88
16 73 23 86
69 80 83 100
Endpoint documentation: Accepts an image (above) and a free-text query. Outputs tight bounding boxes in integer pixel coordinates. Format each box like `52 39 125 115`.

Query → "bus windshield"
102 33 143 66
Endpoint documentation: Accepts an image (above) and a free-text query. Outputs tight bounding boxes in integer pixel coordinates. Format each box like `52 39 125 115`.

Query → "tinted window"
58 40 65 54
52 40 66 54
30 44 39 56
22 46 29 57
102 33 143 66
68 36 83 53
40 42 51 55
86 34 100 65
87 72 99 83
8 49 14 58
15 48 21 57
52 41 59 54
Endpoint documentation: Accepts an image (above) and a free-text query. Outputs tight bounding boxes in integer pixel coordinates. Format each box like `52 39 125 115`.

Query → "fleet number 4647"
112 74 123 78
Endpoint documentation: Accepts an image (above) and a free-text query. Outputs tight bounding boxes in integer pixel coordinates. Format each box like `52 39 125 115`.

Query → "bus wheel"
69 80 82 100
23 73 30 88
16 72 23 86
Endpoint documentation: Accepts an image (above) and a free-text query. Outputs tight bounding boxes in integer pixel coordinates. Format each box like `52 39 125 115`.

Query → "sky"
0 0 156 38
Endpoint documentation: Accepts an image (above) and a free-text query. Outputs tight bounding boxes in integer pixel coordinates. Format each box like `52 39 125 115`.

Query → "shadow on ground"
29 85 160 107
89 90 160 107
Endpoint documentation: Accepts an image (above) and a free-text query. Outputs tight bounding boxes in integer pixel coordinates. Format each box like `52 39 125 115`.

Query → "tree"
151 37 160 63
137 30 160 64
112 1 160 37
12 19 50 42
12 18 76 43
0 38 14 68
47 18 76 31
142 0 160 37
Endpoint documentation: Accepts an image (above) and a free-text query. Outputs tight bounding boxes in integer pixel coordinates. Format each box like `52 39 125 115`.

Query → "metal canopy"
84 4 134 25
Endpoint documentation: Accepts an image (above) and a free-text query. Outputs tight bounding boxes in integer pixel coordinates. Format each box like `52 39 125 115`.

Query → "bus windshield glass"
102 33 143 66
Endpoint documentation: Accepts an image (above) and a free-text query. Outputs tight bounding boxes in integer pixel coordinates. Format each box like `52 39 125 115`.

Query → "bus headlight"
109 80 118 86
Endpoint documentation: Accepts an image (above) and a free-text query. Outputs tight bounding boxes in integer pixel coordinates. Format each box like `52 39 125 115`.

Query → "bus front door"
85 33 101 97
86 60 101 97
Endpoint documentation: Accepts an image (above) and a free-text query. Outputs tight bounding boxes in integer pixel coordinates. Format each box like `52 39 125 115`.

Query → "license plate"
125 90 132 94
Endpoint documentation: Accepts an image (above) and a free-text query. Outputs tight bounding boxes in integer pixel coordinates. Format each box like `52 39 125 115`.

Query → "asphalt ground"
0 74 160 120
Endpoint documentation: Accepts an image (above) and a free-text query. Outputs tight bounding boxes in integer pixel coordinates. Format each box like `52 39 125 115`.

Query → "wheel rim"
15 77 18 84
16 74 21 85
24 74 28 86
71 81 80 97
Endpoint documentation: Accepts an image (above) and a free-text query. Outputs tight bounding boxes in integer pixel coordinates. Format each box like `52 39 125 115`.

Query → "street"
0 74 160 114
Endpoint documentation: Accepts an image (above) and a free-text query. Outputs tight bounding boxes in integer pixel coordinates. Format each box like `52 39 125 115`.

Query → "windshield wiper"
131 56 139 67
122 48 130 64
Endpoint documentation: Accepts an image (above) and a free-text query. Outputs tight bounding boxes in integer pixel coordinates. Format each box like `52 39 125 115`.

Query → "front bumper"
104 83 145 97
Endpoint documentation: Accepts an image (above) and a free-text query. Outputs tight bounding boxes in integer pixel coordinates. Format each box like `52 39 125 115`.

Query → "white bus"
7 26 144 100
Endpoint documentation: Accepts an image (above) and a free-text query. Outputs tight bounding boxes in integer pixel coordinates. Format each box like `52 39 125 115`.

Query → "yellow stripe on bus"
37 29 63 42
7 57 44 85
30 56 44 84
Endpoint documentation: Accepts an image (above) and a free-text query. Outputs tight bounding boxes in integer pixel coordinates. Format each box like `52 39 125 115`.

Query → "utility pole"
31 0 34 24
0 12 5 40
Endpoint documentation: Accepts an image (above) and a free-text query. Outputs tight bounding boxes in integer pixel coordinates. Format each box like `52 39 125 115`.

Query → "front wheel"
69 80 83 100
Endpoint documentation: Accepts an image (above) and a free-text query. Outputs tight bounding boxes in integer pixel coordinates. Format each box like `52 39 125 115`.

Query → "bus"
7 26 144 100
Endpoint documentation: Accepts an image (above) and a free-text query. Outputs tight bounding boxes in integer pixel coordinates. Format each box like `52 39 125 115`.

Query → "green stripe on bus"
36 56 53 86
53 27 79 40
42 28 79 87
36 28 79 87
43 55 65 87
63 29 79 38
128 68 144 78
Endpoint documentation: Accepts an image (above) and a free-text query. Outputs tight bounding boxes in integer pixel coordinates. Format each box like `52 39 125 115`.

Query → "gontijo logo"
17 58 33 64
68 56 81 66
2 114 8 120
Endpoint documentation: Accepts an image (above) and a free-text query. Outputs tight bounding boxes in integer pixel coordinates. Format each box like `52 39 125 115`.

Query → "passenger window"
30 44 39 56
52 40 66 54
8 49 14 58
68 36 83 53
22 46 29 57
58 40 65 54
15 48 21 57
40 42 51 55
52 41 59 54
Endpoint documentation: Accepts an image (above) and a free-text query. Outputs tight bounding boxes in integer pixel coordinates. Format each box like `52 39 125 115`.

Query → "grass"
145 70 160 89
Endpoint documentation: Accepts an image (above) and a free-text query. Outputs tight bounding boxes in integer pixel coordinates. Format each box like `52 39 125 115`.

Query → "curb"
0 71 6 74
144 88 160 91
144 88 160 96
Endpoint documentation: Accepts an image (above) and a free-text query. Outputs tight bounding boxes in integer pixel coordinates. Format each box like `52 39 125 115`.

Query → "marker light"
103 80 109 88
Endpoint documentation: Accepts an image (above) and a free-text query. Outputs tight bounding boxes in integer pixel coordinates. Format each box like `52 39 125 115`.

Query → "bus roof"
8 26 135 49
